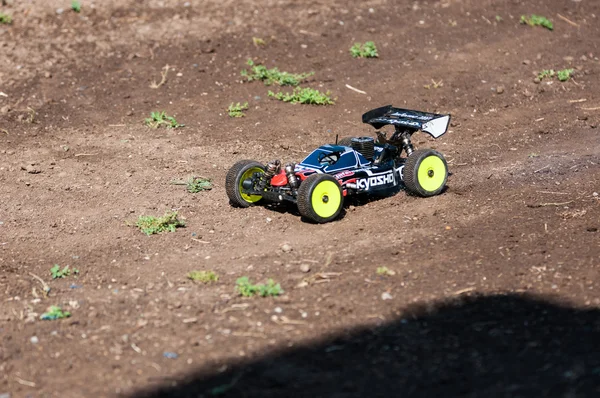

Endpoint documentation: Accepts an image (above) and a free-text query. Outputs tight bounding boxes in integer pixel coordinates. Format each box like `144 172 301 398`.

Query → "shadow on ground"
131 294 600 398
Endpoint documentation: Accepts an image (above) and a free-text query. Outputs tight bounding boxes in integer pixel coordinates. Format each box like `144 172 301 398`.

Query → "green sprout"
376 266 396 276
557 68 574 82
268 87 335 105
235 277 283 297
135 212 185 235
0 13 12 24
538 69 555 80
50 264 79 279
350 41 379 58
41 306 71 320
538 68 574 82
520 14 553 30
241 59 314 86
228 102 249 118
144 111 184 129
71 1 81 13
187 270 219 284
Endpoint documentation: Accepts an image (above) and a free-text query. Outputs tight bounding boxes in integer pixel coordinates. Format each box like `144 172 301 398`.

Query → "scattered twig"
272 315 307 325
534 165 550 173
557 13 579 27
0 91 8 97
568 98 586 103
534 117 545 122
150 64 170 89
454 287 476 295
29 272 50 296
536 191 568 195
191 238 210 244
1 129 8 135
14 376 36 388
581 106 600 111
527 201 573 208
108 124 126 127
345 84 367 94
298 29 319 36
131 343 143 354
217 303 250 314
74 153 98 157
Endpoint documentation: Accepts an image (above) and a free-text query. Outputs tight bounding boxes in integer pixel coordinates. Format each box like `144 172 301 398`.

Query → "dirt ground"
1 0 599 396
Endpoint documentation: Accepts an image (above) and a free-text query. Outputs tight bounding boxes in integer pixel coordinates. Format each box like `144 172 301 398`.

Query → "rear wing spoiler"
362 105 451 138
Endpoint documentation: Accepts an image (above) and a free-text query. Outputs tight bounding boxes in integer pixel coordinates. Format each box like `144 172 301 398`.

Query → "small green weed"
252 37 266 47
187 270 219 283
538 68 574 82
187 177 212 193
268 87 334 105
350 41 379 58
0 13 12 24
41 306 71 320
557 68 574 82
538 69 555 80
376 266 396 276
171 176 212 193
241 59 314 86
144 111 184 129
236 277 283 297
528 153 540 158
520 14 553 30
228 102 249 118
495 15 503 22
136 212 185 235
71 1 81 13
51 264 79 279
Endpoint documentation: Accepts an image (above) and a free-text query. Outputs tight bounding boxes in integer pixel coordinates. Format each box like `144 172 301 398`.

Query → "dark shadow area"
131 294 600 398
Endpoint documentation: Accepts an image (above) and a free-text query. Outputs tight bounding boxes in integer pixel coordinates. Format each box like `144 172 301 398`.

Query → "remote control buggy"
225 105 451 223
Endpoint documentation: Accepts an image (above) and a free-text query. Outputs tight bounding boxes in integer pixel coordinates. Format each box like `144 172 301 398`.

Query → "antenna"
335 134 339 145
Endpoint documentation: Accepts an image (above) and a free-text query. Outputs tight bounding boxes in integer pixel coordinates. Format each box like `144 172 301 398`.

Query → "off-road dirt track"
1 0 599 397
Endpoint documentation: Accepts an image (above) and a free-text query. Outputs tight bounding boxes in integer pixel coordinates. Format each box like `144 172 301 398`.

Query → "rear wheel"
225 160 265 207
403 149 448 197
297 174 343 223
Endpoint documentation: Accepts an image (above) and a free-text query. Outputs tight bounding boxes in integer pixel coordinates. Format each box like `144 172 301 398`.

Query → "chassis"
225 105 451 223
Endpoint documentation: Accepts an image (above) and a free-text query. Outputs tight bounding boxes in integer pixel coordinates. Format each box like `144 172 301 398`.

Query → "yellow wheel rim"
311 180 341 219
240 167 263 203
417 155 446 192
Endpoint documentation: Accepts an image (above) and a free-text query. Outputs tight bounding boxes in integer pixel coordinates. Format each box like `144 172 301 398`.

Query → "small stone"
44 71 52 78
381 292 393 300
274 307 283 313
30 336 39 344
281 243 292 253
56 8 64 14
126 110 134 116
580 55 588 61
182 317 197 324
563 56 574 62
163 351 178 359
495 86 505 94
0 105 10 114
593 192 598 197
523 59 531 65
24 164 42 174
266 217 272 223
299 264 311 273
533 77 541 84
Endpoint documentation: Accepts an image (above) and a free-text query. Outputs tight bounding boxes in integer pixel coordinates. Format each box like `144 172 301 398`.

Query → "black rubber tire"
225 160 265 208
336 137 356 147
403 149 448 197
297 174 344 223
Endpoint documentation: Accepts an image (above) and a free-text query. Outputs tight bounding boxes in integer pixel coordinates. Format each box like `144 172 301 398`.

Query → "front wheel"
403 149 448 197
297 174 344 223
225 160 266 207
